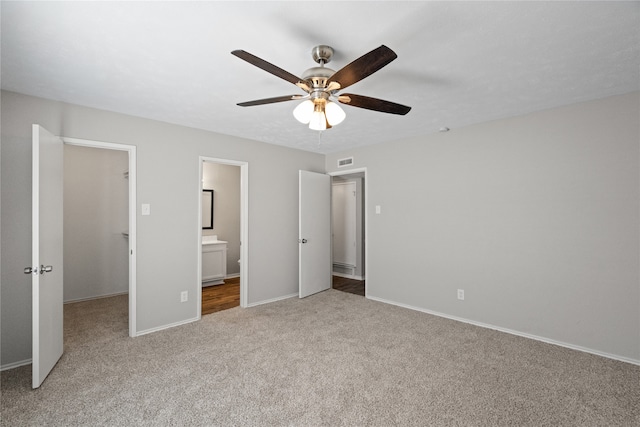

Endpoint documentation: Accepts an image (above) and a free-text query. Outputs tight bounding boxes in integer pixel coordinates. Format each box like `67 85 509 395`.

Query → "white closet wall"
63 144 129 302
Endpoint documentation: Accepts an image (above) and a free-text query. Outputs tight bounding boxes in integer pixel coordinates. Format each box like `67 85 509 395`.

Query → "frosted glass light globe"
293 100 314 124
325 101 346 126
309 110 327 131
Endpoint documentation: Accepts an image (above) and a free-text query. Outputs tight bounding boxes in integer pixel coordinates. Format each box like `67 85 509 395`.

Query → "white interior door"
332 181 357 267
30 124 64 388
299 170 331 298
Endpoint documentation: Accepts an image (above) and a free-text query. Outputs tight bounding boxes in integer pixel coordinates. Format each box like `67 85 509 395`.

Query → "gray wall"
64 144 129 302
326 92 640 363
1 90 324 367
202 161 240 276
3 90 637 367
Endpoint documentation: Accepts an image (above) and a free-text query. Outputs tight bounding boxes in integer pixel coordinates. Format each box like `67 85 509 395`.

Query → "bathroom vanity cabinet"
202 238 227 286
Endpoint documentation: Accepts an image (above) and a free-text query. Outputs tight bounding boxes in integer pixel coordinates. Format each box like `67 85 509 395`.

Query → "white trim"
64 291 128 304
63 137 136 152
136 316 199 337
197 160 203 318
367 295 640 366
0 358 32 372
328 167 368 296
246 293 298 308
198 157 249 315
61 137 138 337
332 272 365 281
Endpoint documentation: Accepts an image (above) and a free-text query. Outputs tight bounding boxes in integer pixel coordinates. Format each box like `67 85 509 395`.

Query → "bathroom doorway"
198 157 248 316
330 169 366 297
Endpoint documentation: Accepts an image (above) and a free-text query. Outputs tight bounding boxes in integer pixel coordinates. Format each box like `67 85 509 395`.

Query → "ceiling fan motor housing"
302 45 339 101
302 66 335 88
302 45 336 94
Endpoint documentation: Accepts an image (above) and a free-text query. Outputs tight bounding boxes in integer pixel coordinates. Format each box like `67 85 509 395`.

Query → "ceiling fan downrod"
302 45 337 95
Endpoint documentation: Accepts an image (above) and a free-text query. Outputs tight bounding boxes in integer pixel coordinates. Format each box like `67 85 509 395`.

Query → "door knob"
40 265 53 274
299 238 308 244
24 267 38 275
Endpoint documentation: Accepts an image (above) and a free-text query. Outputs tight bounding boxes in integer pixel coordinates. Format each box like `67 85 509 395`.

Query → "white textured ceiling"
2 1 639 153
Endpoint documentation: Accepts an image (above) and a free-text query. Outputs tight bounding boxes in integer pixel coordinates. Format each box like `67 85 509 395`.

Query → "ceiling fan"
231 45 411 131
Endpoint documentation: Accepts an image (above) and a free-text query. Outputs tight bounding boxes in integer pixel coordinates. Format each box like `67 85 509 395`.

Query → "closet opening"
61 137 137 337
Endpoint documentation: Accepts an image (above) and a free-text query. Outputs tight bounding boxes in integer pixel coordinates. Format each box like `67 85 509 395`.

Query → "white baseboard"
225 273 240 279
367 295 640 366
246 292 298 308
135 316 199 337
64 291 128 304
1 358 32 372
332 272 365 280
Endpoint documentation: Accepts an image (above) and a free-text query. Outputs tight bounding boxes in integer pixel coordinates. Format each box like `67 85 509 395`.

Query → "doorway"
329 169 366 297
61 137 137 335
198 157 248 316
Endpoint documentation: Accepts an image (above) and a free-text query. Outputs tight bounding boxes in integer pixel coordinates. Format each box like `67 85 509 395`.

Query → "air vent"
337 157 354 168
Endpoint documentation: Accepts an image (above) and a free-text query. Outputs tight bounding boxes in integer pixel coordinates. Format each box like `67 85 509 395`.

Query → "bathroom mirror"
202 189 213 229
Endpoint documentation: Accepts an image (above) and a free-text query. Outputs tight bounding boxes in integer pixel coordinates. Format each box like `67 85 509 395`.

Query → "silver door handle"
299 238 308 244
40 265 53 274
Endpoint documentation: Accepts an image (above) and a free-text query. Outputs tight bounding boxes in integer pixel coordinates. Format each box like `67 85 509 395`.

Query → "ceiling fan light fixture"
232 44 411 133
293 100 314 124
325 101 346 126
309 110 327 131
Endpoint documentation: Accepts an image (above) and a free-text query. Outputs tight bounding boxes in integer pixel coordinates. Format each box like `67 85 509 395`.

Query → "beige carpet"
1 290 638 426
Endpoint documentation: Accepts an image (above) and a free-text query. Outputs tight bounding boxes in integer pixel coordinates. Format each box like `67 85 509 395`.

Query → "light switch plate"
141 204 150 215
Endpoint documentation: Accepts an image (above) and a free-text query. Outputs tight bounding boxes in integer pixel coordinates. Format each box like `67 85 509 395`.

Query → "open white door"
299 170 331 298
29 124 64 388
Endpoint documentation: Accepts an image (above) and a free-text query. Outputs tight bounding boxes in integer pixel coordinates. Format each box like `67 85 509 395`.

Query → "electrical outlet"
457 289 464 300
180 291 188 302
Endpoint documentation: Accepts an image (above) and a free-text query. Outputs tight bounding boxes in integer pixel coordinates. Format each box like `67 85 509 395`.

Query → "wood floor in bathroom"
201 277 240 315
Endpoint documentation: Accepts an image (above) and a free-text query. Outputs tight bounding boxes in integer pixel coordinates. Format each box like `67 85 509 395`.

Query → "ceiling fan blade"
338 94 411 115
327 45 397 90
237 95 305 107
232 50 309 89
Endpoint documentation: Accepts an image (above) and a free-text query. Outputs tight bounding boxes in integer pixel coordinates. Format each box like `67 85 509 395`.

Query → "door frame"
62 137 138 336
198 157 249 312
328 167 368 297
